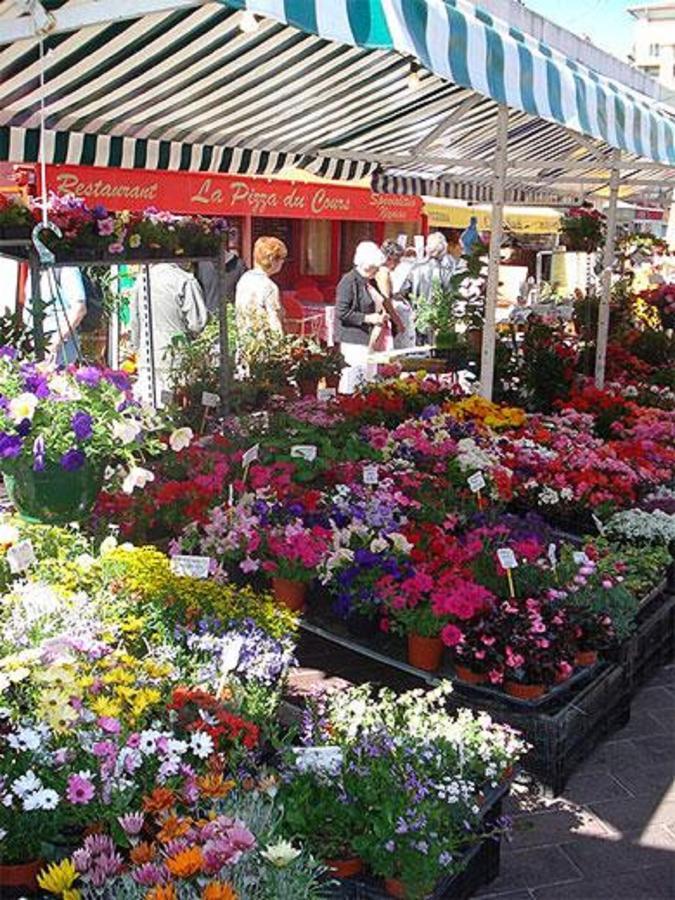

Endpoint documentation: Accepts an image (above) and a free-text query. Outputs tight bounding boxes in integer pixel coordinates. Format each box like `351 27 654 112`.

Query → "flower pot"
324 374 340 390
574 650 598 667
272 577 307 612
346 609 379 639
324 856 363 878
384 877 408 898
407 633 444 672
453 663 487 685
504 680 546 700
3 460 104 525
0 859 44 892
298 378 319 398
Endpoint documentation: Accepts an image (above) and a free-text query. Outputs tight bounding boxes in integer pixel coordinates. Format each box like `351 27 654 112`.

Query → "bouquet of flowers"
560 205 606 253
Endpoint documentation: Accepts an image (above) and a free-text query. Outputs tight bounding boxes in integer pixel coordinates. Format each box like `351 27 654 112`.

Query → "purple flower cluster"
73 834 124 889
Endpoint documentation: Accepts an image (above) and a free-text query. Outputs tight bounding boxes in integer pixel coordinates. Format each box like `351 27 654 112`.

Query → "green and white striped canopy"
222 0 675 166
0 0 672 200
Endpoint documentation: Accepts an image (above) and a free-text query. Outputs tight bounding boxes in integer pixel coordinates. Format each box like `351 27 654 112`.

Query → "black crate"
448 664 630 797
604 586 675 693
324 788 506 900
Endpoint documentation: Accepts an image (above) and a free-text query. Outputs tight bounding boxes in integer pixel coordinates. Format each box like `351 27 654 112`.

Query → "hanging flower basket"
3 459 104 525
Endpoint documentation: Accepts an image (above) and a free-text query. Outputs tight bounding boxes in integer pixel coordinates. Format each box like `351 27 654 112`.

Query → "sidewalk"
289 636 675 900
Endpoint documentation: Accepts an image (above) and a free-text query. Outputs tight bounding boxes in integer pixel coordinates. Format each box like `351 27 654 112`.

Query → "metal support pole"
594 151 621 389
479 104 509 401
29 253 45 360
141 264 158 407
217 242 231 417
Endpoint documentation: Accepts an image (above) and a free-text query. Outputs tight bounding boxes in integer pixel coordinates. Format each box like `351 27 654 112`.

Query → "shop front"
43 165 425 302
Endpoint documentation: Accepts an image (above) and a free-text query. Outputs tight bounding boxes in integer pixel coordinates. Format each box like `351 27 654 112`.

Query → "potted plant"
0 356 164 523
0 194 34 241
560 205 606 253
291 341 344 397
380 567 447 672
264 519 332 611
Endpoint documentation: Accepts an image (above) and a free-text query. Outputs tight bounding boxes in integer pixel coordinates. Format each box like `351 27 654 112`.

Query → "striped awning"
0 0 672 201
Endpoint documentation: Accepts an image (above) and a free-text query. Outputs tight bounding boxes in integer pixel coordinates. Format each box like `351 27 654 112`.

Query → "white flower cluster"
605 509 675 546
3 768 59 811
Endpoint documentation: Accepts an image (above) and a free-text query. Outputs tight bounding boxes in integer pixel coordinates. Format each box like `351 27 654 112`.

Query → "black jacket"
335 269 376 346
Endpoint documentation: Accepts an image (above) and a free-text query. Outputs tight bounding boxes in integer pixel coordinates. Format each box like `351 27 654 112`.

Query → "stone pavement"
477 664 675 900
290 635 675 900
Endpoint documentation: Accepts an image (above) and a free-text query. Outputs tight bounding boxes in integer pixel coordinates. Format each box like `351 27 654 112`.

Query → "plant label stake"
573 551 590 566
291 445 317 462
160 389 174 407
242 443 259 483
363 464 379 485
216 636 245 698
497 548 517 598
7 539 36 574
591 513 606 536
200 391 220 435
467 471 486 508
548 543 557 569
171 555 212 579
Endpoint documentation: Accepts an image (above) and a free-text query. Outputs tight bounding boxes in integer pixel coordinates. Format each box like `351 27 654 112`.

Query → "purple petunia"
71 411 93 442
0 432 22 459
61 447 86 471
104 370 131 393
16 418 31 438
32 435 45 472
0 346 17 360
75 366 102 388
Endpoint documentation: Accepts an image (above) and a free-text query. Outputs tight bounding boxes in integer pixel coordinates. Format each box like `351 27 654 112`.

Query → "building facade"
629 2 675 98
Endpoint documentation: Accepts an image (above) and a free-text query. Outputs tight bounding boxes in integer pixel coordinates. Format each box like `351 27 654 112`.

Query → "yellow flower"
38 859 79 896
90 696 122 718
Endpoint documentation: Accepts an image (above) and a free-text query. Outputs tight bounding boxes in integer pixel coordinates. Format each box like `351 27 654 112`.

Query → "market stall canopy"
424 199 560 234
0 0 673 201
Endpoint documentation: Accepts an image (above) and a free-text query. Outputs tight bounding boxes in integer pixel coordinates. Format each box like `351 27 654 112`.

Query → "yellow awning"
424 201 560 234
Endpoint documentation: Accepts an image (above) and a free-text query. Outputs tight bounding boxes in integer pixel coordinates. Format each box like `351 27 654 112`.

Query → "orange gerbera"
145 886 177 900
130 842 157 865
202 883 238 900
157 814 193 844
166 846 203 879
143 787 176 814
197 773 236 800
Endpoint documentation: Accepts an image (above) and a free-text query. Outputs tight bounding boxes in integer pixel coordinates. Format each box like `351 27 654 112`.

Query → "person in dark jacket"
335 241 387 392
196 246 247 318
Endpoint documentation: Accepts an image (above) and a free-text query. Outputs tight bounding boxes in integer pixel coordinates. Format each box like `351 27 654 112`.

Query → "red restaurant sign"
43 165 422 223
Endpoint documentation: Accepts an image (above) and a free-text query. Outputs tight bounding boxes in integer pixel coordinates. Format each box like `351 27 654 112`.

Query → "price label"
591 514 606 536
573 551 591 566
294 745 343 774
6 540 36 574
242 443 259 468
467 472 486 493
317 387 337 402
363 464 379 485
497 548 518 570
170 555 212 579
219 636 244 674
291 445 318 462
160 389 174 405
201 391 220 408
548 543 557 568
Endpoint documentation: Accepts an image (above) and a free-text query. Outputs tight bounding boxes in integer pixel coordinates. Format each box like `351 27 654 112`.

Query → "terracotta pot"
504 680 546 700
324 856 364 878
453 663 487 685
384 877 408 898
407 634 444 672
298 379 319 398
272 577 307 612
574 650 598 666
324 374 340 389
0 859 44 892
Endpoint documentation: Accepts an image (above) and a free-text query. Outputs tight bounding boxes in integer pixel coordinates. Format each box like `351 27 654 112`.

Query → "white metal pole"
594 151 621 389
479 104 509 401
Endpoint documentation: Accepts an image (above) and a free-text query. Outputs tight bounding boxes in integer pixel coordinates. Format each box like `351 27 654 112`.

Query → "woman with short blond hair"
235 236 288 337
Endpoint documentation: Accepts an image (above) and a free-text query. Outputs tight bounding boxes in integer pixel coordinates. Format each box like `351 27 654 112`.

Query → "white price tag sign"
573 551 590 566
242 443 259 468
363 464 379 485
548 543 557 568
201 391 220 408
160 389 174 406
6 540 36 574
294 745 343 774
291 445 318 462
591 514 606 536
497 548 518 570
171 555 212 579
219 636 244 674
467 472 486 493
317 387 337 402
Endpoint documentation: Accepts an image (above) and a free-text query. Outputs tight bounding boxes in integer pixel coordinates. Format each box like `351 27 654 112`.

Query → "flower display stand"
324 783 507 899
